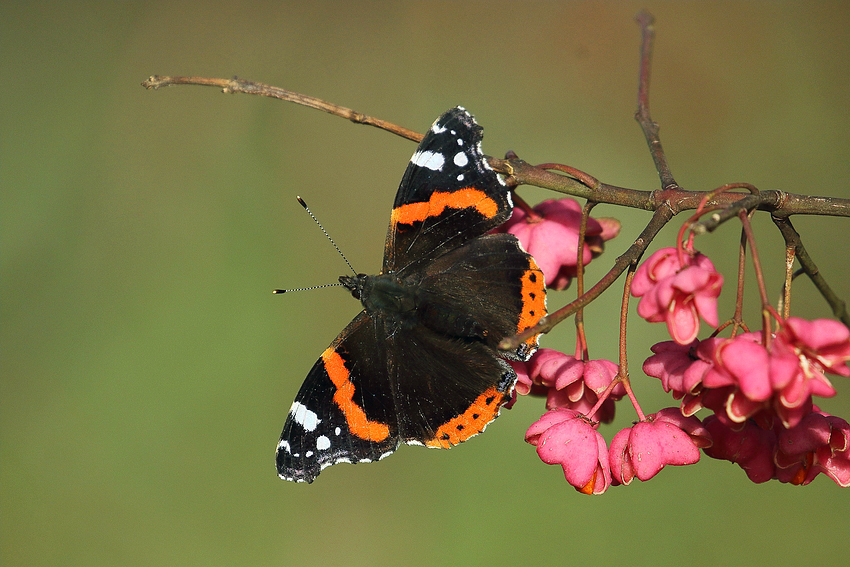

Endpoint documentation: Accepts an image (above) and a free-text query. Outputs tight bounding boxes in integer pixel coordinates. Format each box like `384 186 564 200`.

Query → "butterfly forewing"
383 107 514 273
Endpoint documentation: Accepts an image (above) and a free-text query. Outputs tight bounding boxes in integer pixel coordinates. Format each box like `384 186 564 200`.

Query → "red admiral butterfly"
277 107 547 482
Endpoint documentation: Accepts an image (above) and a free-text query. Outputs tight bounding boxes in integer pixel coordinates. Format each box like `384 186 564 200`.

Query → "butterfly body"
277 107 546 483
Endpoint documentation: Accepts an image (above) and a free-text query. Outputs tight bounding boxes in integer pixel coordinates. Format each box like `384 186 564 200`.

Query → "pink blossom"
703 415 777 483
705 408 850 486
609 408 710 485
646 318 849 432
631 247 723 344
497 198 619 290
643 340 706 399
771 317 850 420
525 409 612 494
524 348 623 424
642 338 726 416
776 410 850 486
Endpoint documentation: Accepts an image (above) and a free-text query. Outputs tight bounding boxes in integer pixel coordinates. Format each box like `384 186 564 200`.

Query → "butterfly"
277 107 546 482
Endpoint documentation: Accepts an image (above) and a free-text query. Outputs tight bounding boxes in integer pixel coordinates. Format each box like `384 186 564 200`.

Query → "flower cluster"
524 406 710 493
513 349 623 422
645 318 850 428
502 194 850 493
704 410 850 486
643 318 850 484
631 247 723 344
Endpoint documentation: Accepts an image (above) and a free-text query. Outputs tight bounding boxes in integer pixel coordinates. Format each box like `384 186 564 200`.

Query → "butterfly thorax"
340 272 488 341
340 273 416 315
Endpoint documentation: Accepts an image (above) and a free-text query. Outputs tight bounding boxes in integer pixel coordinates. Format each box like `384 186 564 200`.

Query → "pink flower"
643 340 706 398
504 360 532 408
703 334 774 423
776 410 850 486
609 408 711 485
698 320 849 429
498 198 619 290
525 409 612 494
631 247 723 344
642 338 725 416
703 415 777 483
705 408 850 486
524 348 623 424
771 317 850 419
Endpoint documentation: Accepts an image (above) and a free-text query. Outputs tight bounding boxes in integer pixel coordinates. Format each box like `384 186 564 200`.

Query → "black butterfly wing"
277 231 547 481
384 233 547 447
276 305 517 482
383 107 514 273
415 232 547 362
276 311 400 483
384 321 518 449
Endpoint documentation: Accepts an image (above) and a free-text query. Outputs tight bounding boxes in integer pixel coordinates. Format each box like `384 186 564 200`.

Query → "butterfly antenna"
273 283 343 294
296 196 357 275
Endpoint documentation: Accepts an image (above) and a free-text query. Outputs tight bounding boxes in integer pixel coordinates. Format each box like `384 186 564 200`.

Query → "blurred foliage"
2 2 849 566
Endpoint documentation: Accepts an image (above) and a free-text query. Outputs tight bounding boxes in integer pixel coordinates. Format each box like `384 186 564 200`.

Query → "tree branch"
141 76 850 219
142 14 850 330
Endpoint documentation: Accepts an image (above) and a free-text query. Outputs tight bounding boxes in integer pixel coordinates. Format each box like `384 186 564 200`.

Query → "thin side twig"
141 75 423 143
634 10 677 190
772 216 850 327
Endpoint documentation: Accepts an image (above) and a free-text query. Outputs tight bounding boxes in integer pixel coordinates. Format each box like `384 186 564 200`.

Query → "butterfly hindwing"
417 232 547 361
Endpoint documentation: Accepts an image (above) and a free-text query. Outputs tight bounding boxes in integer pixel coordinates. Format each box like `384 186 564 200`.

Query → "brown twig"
739 209 778 344
486 157 850 218
573 201 597 360
634 10 677 190
772 216 850 327
781 241 795 320
141 75 423 143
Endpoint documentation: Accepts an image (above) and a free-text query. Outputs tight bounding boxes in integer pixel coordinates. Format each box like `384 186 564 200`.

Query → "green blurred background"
3 2 850 566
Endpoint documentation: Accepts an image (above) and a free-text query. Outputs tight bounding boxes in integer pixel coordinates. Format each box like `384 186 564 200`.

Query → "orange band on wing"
517 258 547 348
322 348 391 442
425 387 505 448
391 188 499 226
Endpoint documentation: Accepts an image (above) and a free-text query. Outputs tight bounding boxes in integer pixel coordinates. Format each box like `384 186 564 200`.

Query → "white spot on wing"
278 440 292 453
410 150 445 171
305 450 313 457
289 401 320 432
431 122 447 134
334 427 341 436
457 174 464 181
453 151 469 167
316 435 331 451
